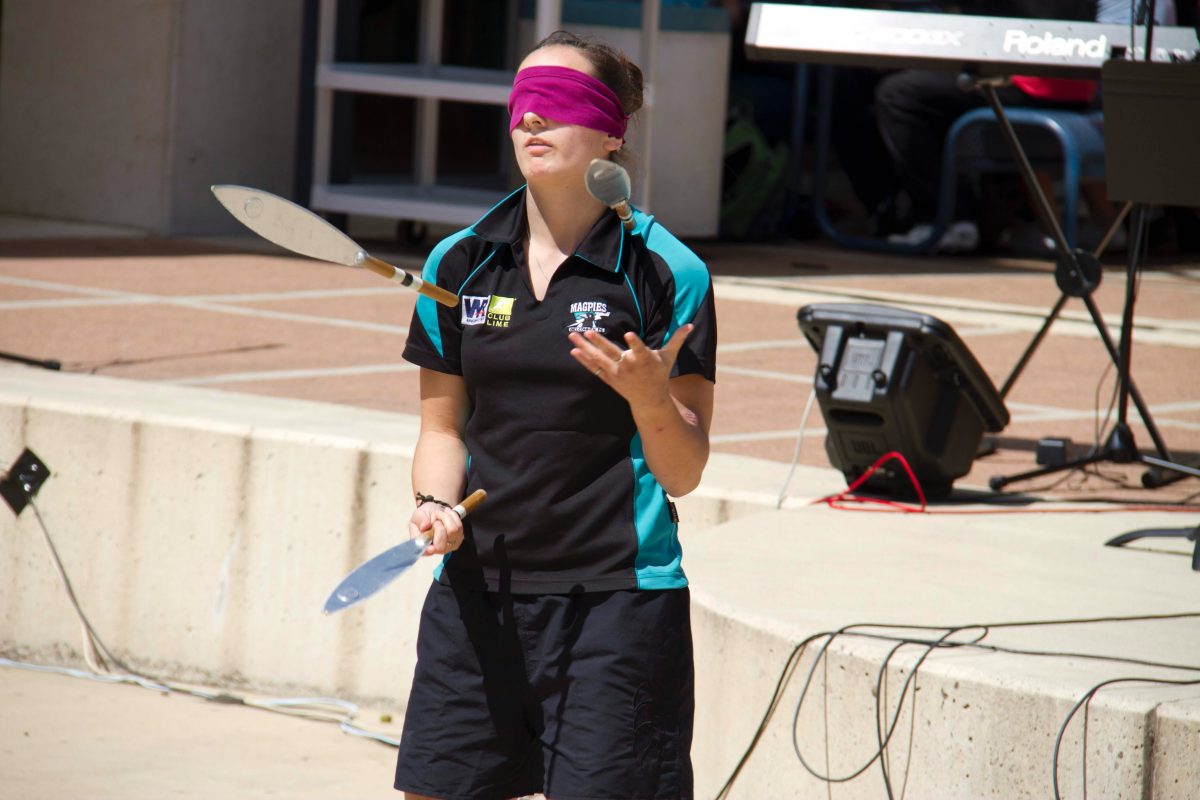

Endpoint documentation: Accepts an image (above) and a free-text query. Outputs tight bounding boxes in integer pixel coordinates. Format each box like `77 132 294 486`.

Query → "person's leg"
394 582 543 800
829 66 898 219
988 87 1101 251
875 69 983 224
525 588 695 800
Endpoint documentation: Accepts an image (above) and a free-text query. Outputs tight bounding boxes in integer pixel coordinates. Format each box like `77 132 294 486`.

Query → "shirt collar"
471 186 625 274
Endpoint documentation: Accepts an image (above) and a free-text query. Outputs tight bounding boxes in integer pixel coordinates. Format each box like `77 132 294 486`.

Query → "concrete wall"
692 610 1200 799
3 367 1197 799
0 0 303 235
0 369 784 710
0 369 427 704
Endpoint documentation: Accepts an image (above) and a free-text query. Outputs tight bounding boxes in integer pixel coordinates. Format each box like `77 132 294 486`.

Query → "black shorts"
394 581 694 800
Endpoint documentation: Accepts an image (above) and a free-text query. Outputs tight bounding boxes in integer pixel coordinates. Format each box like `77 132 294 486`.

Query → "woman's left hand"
568 325 693 409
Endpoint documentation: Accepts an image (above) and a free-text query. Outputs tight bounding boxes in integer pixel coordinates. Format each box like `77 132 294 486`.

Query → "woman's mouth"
526 137 551 153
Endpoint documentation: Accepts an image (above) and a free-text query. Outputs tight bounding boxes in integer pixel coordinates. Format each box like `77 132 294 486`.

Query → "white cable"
28 498 130 675
777 387 819 509
0 656 170 692
8 495 402 748
341 721 402 747
0 654 403 746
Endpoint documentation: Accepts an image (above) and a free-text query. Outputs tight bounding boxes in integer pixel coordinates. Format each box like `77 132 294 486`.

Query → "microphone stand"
981 2 1200 492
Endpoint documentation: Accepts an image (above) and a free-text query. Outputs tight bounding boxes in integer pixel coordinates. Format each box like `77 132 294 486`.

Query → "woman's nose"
522 111 545 130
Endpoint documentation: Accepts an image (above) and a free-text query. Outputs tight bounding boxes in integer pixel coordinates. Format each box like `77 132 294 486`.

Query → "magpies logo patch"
565 300 609 333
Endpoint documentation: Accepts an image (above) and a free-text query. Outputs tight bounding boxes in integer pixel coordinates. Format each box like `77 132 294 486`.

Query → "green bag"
720 109 790 240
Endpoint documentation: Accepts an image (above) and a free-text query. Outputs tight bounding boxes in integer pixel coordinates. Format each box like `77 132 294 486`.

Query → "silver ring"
594 367 603 376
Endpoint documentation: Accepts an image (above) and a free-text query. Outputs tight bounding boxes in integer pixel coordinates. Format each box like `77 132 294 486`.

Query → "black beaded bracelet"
415 492 452 509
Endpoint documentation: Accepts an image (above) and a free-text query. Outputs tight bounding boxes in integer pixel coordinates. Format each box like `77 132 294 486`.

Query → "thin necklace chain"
530 242 556 284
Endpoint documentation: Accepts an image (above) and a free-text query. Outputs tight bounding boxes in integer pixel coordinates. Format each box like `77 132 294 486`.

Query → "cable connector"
1 448 51 517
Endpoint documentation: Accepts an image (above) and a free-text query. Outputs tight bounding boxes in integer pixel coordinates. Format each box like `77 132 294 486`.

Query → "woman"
394 31 716 800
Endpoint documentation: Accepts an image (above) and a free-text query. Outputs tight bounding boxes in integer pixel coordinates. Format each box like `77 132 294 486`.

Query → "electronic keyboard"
746 3 1200 78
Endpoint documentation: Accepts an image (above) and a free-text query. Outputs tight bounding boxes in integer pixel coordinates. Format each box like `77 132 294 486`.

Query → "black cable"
713 613 1200 800
873 638 921 799
712 634 818 800
1051 676 1200 800
868 626 988 799
791 626 989 787
873 639 909 799
1081 692 1094 800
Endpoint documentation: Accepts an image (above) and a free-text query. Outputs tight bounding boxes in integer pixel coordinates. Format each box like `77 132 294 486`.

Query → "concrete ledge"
0 366 428 704
0 366 790 702
686 508 1200 799
2 366 1197 799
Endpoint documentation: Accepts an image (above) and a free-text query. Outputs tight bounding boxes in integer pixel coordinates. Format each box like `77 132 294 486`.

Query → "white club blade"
211 184 365 267
585 159 631 208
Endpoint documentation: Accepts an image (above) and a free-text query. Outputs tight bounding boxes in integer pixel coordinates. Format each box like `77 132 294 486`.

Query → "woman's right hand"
408 501 465 556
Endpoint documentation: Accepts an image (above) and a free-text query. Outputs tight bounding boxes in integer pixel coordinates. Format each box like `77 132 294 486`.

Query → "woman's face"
511 45 623 188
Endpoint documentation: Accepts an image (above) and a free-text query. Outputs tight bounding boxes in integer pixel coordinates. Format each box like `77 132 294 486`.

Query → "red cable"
813 451 926 513
812 451 1199 515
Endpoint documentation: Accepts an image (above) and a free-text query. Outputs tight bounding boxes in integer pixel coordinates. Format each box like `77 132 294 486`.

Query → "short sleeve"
670 281 717 382
639 224 717 383
402 230 476 375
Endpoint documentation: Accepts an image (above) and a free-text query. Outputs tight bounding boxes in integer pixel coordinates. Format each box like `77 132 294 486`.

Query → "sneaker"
934 220 980 254
887 221 979 254
887 223 936 246
1000 221 1055 256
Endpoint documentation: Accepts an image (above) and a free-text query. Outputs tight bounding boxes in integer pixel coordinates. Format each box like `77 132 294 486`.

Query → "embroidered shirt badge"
565 300 609 333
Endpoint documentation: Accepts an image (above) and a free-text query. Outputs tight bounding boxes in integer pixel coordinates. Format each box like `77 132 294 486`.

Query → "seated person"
876 0 1177 253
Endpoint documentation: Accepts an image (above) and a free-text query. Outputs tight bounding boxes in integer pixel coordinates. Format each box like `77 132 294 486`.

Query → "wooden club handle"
453 489 488 519
362 255 459 308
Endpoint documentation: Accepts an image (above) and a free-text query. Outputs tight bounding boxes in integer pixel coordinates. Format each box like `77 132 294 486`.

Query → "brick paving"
1 231 1197 505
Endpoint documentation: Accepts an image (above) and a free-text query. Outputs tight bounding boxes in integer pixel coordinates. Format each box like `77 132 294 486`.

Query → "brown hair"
530 30 645 121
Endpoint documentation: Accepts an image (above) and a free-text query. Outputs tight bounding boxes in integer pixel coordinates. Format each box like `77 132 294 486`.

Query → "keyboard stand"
970 75 1200 491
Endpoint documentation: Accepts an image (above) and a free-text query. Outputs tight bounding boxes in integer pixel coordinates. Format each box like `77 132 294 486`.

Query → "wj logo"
461 295 489 326
565 300 610 333
462 295 515 328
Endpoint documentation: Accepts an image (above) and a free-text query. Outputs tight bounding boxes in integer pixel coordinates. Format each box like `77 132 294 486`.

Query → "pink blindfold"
508 65 627 139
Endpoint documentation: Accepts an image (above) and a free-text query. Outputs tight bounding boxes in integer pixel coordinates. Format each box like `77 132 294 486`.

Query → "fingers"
658 324 694 362
570 330 623 360
568 330 623 381
622 330 654 356
409 504 465 556
427 507 464 555
569 325 694 381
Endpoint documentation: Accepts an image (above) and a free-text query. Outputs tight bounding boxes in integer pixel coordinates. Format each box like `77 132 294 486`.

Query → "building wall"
0 0 304 235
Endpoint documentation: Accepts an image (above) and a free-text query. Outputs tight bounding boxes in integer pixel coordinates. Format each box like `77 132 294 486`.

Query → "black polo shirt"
403 187 717 593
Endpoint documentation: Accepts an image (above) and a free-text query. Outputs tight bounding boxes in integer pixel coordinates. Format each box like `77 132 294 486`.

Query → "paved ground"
1 223 1197 504
1 215 1198 798
1 663 401 800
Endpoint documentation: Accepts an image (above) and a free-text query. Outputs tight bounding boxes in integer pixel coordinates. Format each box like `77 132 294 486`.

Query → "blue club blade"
323 537 428 614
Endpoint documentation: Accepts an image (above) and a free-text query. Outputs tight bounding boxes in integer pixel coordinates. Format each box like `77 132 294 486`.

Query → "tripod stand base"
1106 526 1200 571
988 425 1200 492
1142 455 1200 488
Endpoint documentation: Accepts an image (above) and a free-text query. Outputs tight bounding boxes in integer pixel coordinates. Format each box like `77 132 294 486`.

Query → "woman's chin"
524 162 582 186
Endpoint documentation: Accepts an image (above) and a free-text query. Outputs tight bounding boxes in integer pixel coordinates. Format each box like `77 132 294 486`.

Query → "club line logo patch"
565 300 609 333
461 295 489 326
486 295 515 328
